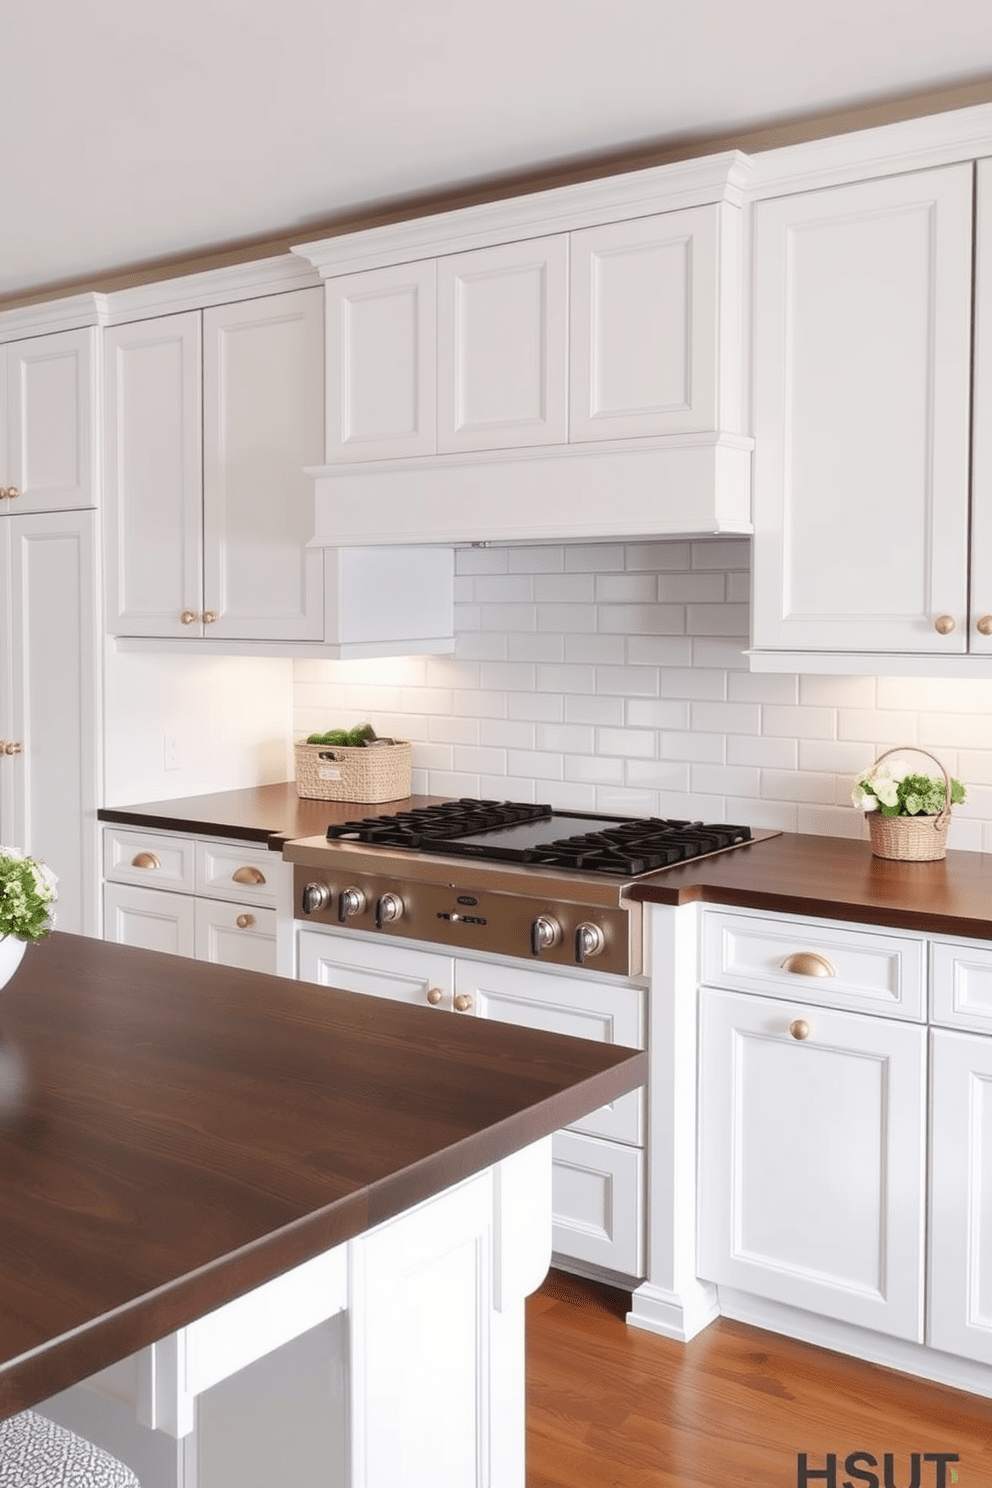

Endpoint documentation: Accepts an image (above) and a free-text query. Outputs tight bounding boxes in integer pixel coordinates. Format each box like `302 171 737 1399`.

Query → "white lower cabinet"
929 1006 992 1365
102 827 281 975
697 986 927 1339
297 927 647 1280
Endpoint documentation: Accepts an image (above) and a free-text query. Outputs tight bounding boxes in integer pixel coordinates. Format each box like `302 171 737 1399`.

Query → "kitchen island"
0 933 645 1487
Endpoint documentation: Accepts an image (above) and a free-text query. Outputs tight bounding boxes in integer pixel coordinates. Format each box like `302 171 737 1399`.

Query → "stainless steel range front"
284 800 774 979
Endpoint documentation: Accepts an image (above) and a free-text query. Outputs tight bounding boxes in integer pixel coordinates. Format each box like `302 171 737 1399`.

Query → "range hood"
307 432 753 548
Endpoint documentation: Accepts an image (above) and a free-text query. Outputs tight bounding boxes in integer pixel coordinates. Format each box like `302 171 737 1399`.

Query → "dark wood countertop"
632 831 992 940
0 934 645 1421
98 783 447 849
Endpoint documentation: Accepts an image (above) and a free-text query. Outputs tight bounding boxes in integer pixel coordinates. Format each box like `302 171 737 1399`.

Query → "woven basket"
294 740 412 804
865 746 952 862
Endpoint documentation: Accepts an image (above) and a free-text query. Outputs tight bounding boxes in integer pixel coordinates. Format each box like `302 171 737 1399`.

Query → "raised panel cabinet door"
968 158 992 655
751 164 973 654
103 883 196 958
297 928 453 1011
5 328 98 512
7 511 99 936
326 261 437 461
202 287 324 641
194 899 277 974
104 313 204 637
437 235 568 451
570 205 729 441
0 520 10 848
697 988 927 1339
929 1029 992 1363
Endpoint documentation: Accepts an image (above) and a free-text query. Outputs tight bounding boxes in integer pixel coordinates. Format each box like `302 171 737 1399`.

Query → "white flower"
874 778 900 808
880 757 912 783
852 786 878 811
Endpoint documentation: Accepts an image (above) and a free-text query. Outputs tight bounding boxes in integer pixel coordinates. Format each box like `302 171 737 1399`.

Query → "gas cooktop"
324 799 756 878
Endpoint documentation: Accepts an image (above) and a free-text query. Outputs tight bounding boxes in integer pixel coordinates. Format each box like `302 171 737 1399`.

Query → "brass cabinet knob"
3 486 20 499
2 740 22 755
977 616 992 637
235 913 255 929
180 610 198 625
934 615 956 635
232 865 266 886
202 611 218 624
453 993 473 1013
426 987 443 1005
789 1019 811 1041
131 851 161 869
781 951 836 978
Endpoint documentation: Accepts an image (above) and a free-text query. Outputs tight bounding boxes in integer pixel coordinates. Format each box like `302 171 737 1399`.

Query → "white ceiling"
6 0 992 302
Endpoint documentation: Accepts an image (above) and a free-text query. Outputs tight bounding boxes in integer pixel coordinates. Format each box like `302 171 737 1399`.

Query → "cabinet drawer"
103 827 195 893
194 900 277 974
701 908 926 1019
196 840 277 907
932 937 992 1032
552 1130 644 1279
103 882 196 958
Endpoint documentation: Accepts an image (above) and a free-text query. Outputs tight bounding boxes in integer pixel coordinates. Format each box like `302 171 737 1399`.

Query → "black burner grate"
326 800 752 878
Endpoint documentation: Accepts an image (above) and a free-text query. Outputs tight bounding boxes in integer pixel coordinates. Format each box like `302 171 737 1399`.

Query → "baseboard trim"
627 1279 720 1342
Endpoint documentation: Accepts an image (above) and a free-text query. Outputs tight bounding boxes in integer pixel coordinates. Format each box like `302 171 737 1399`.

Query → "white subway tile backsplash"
289 541 992 841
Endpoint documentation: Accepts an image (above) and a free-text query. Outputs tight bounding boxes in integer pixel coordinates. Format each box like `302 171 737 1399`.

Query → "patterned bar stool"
0 1410 141 1487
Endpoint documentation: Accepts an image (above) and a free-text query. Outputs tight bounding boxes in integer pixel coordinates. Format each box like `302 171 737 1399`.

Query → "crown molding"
103 253 322 325
745 100 992 198
0 292 109 342
293 151 754 276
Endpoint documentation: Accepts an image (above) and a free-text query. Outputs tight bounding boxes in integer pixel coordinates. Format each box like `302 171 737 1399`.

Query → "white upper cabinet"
202 290 324 642
0 328 99 513
750 164 974 661
104 311 203 637
296 155 754 546
570 205 736 441
967 158 992 658
106 287 324 644
437 235 568 451
325 260 437 462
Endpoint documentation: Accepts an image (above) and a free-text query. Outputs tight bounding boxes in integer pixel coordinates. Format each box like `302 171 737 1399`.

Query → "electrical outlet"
164 732 181 771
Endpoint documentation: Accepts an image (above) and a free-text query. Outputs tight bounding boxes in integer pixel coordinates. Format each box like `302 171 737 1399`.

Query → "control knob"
375 892 404 928
575 922 606 964
531 915 562 957
301 881 332 914
338 887 367 922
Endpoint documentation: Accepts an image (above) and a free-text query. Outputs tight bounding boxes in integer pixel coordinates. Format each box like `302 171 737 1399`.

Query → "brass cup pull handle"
202 611 218 624
131 851 161 870
2 741 22 755
236 913 255 929
934 614 956 635
180 610 198 625
781 951 836 978
232 865 266 886
978 616 992 637
789 1019 811 1041
426 987 443 1005
453 993 473 1013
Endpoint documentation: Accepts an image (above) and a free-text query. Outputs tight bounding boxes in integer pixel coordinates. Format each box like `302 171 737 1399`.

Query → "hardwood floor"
527 1271 992 1487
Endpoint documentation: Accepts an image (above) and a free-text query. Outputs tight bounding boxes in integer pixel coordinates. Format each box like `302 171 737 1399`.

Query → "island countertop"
0 933 645 1421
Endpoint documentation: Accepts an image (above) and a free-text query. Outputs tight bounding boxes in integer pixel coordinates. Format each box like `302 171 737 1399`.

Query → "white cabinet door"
968 158 992 656
194 899 277 973
3 329 98 512
297 929 454 1011
437 236 568 451
202 288 324 641
104 882 197 957
104 312 203 637
697 987 927 1339
325 261 437 462
3 511 100 936
570 205 729 441
551 1128 644 1278
751 164 973 654
929 1029 992 1364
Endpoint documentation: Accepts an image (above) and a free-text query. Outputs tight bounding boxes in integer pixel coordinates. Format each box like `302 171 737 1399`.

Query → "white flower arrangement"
0 847 58 942
851 758 966 818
